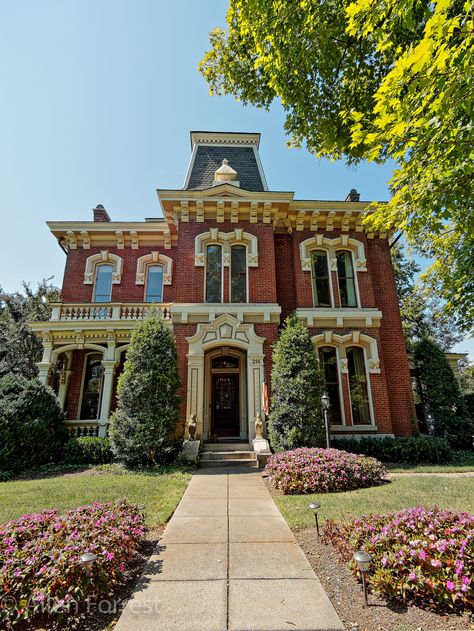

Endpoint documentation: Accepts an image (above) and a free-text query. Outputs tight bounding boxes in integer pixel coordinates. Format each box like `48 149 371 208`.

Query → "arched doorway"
205 348 247 439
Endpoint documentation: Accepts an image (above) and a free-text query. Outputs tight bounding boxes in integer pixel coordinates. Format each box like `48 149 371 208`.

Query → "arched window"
311 250 331 307
231 245 247 303
206 244 222 303
336 251 357 307
80 354 103 419
93 264 113 302
145 265 164 303
318 346 342 424
347 346 371 424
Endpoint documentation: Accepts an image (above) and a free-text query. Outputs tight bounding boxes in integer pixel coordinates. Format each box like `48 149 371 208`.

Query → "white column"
37 341 53 385
186 354 205 439
247 353 265 443
99 360 117 437
57 370 73 410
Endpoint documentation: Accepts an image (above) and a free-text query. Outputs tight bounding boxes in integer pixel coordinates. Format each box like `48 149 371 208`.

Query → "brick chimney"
345 189 360 202
93 204 111 222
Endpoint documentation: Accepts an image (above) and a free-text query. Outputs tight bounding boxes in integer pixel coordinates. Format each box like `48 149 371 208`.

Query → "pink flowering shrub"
323 506 474 612
0 500 146 625
265 448 387 494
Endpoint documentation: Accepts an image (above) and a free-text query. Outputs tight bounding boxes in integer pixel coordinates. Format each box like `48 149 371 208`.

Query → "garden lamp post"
426 413 435 435
79 552 97 575
353 550 372 607
308 501 321 537
321 393 330 449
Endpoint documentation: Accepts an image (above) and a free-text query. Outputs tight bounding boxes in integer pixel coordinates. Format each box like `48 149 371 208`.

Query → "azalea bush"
265 448 387 494
323 506 474 613
0 500 146 625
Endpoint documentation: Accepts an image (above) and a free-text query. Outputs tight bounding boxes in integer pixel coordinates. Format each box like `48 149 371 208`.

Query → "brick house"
33 131 415 445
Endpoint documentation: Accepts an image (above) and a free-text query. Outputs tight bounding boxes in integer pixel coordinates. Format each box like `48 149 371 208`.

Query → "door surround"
186 314 265 441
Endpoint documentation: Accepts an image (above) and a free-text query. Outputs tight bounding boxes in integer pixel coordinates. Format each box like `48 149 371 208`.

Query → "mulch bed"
296 527 473 631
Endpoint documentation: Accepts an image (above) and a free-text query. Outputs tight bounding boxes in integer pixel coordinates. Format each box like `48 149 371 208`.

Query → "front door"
212 373 240 437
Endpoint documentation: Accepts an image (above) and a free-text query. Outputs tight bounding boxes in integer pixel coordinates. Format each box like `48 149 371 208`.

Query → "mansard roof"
184 131 267 192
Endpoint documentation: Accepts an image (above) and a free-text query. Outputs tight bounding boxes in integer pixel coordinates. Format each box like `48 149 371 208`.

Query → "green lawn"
0 469 191 528
388 464 474 473
273 475 474 530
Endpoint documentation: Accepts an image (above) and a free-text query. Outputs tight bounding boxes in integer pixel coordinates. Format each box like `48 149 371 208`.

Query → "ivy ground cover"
265 448 387 494
323 506 474 613
0 500 146 625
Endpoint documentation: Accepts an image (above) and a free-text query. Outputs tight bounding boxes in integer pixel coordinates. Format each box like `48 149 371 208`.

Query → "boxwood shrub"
331 436 453 465
62 437 114 465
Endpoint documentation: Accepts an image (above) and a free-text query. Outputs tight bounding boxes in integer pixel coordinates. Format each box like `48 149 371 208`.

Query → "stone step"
198 458 257 468
200 450 254 461
202 442 250 452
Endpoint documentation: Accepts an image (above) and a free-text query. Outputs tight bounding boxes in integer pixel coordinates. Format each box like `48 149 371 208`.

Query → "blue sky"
0 1 471 358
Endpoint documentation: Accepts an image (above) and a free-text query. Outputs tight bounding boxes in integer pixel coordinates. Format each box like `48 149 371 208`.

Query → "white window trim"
300 235 367 272
136 252 172 285
195 228 258 268
84 251 122 285
78 351 104 421
345 346 376 427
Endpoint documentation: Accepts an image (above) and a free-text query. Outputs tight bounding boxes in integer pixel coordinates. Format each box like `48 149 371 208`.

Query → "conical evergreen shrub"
109 311 180 466
268 314 325 451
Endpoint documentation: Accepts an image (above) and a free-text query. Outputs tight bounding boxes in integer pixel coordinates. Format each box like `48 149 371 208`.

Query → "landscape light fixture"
308 501 321 537
321 393 330 448
353 550 372 606
79 552 97 574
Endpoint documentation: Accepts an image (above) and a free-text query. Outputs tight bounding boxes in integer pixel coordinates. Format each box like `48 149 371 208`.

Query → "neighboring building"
32 131 415 443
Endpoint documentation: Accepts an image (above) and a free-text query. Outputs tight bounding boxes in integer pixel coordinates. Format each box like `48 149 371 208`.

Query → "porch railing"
64 420 100 438
50 302 172 322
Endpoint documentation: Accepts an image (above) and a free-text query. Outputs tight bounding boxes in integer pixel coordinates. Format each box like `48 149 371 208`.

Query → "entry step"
202 442 250 452
199 458 257 468
200 450 255 461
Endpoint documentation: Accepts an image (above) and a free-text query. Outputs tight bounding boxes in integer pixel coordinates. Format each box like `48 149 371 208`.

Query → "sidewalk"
115 467 344 631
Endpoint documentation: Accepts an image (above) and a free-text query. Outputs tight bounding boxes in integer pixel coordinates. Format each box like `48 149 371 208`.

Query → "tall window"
231 245 247 303
93 264 113 302
347 347 371 424
336 251 357 307
312 250 331 307
206 245 222 302
80 354 103 419
145 265 163 303
318 346 342 424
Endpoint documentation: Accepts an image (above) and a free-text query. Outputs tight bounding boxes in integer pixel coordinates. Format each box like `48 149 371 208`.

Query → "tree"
109 311 180 466
0 279 60 379
391 244 462 351
414 337 472 446
0 373 67 473
268 315 325 451
200 0 474 330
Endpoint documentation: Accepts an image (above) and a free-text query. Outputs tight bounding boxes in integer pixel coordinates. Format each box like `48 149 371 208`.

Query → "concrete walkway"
115 468 343 631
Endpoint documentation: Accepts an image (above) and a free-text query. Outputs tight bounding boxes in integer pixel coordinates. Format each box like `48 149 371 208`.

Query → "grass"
388 464 474 473
273 475 474 530
0 467 191 528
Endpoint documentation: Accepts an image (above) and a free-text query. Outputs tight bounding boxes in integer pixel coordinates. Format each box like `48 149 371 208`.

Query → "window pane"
206 245 222 302
80 354 102 419
318 346 342 424
212 355 239 370
231 245 247 303
145 265 163 303
347 347 371 424
312 251 331 306
336 251 357 307
93 264 113 302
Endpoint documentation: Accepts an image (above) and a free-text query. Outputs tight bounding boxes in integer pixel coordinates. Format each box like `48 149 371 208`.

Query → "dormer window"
93 264 113 302
206 244 223 303
145 265 164 303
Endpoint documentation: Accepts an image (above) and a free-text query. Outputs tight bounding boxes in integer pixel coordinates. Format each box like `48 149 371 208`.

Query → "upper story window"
347 346 371 424
145 265 164 303
93 264 113 302
231 245 247 303
336 251 357 307
206 244 222 303
312 250 331 307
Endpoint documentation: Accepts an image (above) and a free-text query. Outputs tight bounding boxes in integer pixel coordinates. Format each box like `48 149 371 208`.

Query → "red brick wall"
368 238 415 435
273 234 296 320
61 247 177 303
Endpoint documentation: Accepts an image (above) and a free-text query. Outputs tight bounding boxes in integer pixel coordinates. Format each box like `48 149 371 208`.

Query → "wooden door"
212 373 240 437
